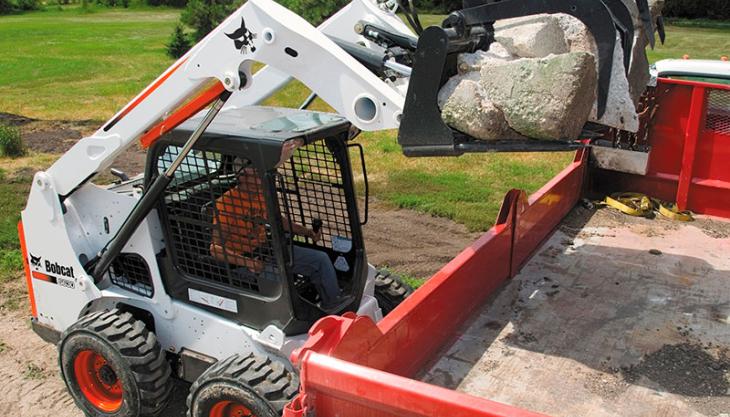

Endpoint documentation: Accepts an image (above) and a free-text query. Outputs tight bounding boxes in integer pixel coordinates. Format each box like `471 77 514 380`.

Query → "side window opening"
276 141 353 252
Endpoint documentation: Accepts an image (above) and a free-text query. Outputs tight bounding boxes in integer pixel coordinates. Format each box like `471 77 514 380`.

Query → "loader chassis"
24 107 381 376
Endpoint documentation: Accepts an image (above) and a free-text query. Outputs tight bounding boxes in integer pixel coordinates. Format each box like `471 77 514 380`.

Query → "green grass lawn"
0 7 728 242
0 7 179 120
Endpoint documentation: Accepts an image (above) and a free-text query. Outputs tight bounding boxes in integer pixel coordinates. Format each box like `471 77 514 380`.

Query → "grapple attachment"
397 0 640 157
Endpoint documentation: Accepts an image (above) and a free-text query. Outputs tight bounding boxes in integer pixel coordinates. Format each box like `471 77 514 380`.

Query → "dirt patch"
1 112 146 176
621 343 730 397
562 203 730 243
695 217 730 239
583 369 630 400
363 202 482 279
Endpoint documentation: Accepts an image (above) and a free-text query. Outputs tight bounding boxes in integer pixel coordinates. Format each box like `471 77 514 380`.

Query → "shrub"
278 0 349 25
0 125 26 158
147 0 187 7
95 0 129 7
167 24 192 58
664 0 730 19
15 0 40 10
181 0 240 41
0 0 13 14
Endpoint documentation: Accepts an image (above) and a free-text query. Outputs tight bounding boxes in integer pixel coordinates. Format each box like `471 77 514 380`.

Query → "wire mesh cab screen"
156 135 360 305
278 141 353 250
706 89 730 136
158 146 278 295
277 138 360 298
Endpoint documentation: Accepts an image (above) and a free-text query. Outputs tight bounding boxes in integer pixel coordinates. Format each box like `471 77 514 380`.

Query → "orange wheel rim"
210 400 255 417
73 350 123 412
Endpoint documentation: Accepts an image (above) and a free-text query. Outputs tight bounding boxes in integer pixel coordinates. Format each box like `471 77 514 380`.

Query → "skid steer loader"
17 0 660 415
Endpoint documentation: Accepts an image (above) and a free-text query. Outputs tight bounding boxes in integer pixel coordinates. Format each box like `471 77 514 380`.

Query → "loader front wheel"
187 353 299 417
374 269 413 316
59 309 173 417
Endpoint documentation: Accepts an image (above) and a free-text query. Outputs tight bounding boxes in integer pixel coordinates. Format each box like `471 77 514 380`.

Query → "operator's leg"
291 246 341 306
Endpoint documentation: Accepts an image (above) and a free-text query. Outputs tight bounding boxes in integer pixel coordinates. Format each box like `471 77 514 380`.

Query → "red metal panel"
286 352 549 417
511 150 587 274
592 78 730 219
646 82 693 177
285 78 730 417
676 86 707 210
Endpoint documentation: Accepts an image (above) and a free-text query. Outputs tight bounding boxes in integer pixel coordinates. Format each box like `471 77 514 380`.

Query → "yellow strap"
604 193 653 217
655 200 694 222
603 192 693 221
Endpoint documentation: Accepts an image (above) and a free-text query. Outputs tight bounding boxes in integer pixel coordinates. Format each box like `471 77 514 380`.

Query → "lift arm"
46 0 407 196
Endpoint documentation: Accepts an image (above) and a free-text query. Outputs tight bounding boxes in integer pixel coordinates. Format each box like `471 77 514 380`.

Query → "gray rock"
439 74 520 141
589 35 639 131
554 14 639 131
457 44 514 74
495 16 568 58
478 52 597 140
555 13 596 54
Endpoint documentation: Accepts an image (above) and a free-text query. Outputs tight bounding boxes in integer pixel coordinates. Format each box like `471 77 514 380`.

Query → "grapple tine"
656 15 666 44
453 0 618 117
599 0 634 73
635 0 656 48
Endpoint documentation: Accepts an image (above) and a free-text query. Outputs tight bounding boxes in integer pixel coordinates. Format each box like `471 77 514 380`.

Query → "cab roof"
162 106 353 170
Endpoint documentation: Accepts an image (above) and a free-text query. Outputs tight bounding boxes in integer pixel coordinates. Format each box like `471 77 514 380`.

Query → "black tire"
374 269 413 316
187 353 299 417
59 309 173 417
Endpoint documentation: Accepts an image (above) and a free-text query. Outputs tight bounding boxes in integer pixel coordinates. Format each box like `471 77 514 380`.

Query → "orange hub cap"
210 400 256 417
73 350 123 412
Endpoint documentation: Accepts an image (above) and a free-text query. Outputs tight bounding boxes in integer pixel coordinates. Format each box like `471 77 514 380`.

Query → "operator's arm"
282 219 320 242
210 243 263 271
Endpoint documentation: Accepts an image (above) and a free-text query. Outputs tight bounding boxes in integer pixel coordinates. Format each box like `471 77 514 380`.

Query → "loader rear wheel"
187 353 299 417
59 309 173 417
374 269 413 316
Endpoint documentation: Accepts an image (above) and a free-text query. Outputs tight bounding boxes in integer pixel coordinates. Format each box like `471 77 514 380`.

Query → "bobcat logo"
226 18 257 54
30 253 41 268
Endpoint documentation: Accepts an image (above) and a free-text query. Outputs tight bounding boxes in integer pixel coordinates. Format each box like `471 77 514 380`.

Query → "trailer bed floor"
424 206 730 417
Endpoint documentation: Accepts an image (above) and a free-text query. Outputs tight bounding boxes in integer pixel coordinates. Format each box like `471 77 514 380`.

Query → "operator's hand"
309 228 322 243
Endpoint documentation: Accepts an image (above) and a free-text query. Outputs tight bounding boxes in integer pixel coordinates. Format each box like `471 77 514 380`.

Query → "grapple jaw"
397 0 641 157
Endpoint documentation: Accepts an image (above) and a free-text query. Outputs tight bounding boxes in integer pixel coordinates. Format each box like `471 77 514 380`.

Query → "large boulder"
440 51 599 141
439 74 522 141
494 15 568 58
478 52 598 140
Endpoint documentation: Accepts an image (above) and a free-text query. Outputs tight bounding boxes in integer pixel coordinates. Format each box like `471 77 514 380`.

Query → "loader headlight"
277 138 304 167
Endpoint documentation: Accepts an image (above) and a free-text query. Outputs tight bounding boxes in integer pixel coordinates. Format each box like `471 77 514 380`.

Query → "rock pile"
439 0 664 141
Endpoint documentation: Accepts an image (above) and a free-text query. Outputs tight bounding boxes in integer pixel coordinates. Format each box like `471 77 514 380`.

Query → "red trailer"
284 77 730 417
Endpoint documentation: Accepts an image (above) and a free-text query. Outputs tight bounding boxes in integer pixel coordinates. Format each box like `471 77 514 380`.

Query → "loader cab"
146 107 366 335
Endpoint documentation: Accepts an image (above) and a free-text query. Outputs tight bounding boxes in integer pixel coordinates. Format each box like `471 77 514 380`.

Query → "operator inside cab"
209 156 347 310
